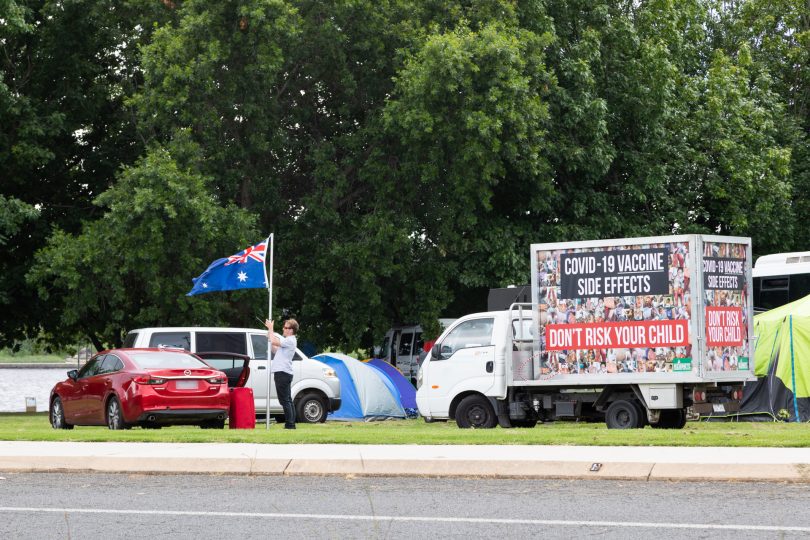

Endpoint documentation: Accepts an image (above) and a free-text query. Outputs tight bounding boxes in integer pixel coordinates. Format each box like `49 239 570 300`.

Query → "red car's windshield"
128 351 210 370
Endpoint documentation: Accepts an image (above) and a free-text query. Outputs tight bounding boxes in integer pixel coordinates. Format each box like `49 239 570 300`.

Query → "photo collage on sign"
535 242 692 378
702 242 749 372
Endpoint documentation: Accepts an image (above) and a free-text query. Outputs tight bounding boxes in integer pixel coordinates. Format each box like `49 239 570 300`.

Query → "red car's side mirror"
67 369 79 381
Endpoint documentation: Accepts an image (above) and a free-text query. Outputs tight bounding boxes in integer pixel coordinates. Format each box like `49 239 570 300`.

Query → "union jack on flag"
187 238 271 296
225 242 266 265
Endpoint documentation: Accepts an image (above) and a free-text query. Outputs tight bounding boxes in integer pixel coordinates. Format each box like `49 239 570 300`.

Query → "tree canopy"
3 0 809 351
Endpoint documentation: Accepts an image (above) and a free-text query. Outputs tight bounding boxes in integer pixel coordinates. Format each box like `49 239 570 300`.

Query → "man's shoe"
284 425 296 429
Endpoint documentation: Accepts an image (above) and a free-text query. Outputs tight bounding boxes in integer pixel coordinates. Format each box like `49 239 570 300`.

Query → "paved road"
1 473 809 539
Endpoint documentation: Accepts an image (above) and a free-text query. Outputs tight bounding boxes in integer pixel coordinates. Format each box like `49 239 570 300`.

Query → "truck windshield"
441 318 494 355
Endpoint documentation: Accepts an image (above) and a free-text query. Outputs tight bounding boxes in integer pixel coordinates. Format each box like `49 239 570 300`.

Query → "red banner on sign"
545 320 689 351
705 306 744 346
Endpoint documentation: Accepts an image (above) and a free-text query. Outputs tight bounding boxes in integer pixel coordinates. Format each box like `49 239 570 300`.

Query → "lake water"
0 367 73 413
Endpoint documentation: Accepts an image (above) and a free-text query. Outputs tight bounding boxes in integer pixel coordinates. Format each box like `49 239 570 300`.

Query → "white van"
376 319 455 385
123 327 341 423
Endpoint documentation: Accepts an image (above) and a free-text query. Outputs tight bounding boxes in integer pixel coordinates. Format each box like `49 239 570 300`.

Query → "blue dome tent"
314 353 406 420
365 358 418 418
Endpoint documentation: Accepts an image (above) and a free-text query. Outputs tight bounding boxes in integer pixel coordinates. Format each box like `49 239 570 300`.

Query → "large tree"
10 0 809 351
27 136 260 350
0 0 170 347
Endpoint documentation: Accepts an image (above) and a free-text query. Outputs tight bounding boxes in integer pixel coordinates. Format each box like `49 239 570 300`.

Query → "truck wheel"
651 408 687 429
456 395 497 429
605 399 642 429
296 392 327 423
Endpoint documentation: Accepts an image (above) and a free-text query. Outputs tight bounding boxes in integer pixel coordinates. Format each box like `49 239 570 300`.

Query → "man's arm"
265 319 280 347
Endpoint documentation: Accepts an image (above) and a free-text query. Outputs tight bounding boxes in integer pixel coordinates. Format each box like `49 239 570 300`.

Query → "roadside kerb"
1 442 810 482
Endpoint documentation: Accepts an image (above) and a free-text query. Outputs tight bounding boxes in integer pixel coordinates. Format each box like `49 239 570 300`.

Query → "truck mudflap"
491 397 512 428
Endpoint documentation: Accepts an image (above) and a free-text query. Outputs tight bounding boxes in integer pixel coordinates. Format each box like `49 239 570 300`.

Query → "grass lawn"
1 413 808 446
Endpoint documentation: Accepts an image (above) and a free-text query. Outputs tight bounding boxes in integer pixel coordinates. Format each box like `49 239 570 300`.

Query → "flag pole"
266 234 274 430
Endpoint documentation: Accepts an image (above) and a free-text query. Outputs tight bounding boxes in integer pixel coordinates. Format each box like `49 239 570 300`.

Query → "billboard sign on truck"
530 235 753 380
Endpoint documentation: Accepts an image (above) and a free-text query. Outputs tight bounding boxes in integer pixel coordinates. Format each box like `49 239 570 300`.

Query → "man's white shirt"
271 334 296 374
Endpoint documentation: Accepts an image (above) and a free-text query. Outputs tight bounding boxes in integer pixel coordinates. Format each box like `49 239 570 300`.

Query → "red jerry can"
229 387 256 429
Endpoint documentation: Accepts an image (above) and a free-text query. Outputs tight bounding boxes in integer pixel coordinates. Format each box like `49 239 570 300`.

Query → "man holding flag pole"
187 234 278 429
264 317 298 429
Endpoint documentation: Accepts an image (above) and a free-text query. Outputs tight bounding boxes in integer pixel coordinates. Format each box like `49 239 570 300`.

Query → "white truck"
416 235 755 429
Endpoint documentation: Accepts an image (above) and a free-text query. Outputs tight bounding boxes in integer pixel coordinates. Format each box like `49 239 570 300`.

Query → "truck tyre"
605 399 642 429
456 395 498 429
296 392 327 423
651 408 687 429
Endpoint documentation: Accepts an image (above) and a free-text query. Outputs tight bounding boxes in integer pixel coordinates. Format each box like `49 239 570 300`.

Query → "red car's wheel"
106 397 130 430
50 397 74 430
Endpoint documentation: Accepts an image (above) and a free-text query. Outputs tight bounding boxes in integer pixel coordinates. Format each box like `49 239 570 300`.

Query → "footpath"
1 441 809 482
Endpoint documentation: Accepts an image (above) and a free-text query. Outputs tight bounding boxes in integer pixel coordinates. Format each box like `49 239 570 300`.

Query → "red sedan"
49 348 231 430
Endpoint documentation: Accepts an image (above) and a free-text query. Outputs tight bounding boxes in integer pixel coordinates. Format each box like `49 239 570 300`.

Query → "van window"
398 333 414 356
196 332 247 355
251 334 268 359
380 336 390 359
123 332 138 348
414 333 424 356
250 333 303 361
438 318 494 359
149 332 191 350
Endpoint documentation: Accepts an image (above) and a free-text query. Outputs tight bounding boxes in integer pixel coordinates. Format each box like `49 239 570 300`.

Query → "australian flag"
187 239 269 296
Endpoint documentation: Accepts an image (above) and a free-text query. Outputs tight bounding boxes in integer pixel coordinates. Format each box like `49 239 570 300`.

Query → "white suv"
123 327 341 423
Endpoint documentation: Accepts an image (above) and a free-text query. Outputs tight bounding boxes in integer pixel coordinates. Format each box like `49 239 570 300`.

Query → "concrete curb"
2 442 810 482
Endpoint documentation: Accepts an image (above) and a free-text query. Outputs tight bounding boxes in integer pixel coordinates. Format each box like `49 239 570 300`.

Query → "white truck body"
416 234 755 428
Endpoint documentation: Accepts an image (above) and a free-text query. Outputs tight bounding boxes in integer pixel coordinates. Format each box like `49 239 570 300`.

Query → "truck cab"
416 311 516 426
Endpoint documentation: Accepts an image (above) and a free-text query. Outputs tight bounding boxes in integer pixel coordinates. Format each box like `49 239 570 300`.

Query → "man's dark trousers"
274 371 295 428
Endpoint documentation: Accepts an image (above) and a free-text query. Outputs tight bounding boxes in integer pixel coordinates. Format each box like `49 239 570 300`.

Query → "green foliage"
4 0 810 351
27 139 260 350
0 195 37 246
0 0 171 346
